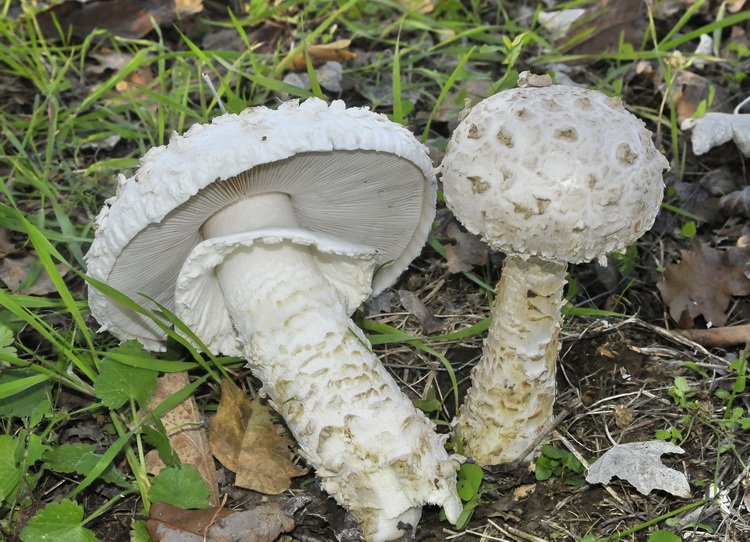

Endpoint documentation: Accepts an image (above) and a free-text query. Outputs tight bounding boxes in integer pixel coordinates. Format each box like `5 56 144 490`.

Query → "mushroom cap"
440 85 668 264
86 98 437 350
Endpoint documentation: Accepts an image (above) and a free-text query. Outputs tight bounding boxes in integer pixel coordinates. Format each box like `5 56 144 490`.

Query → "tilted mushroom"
440 75 668 465
86 98 462 541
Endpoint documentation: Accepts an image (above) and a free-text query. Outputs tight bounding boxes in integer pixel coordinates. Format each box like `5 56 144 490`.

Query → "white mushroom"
440 79 668 465
86 98 462 541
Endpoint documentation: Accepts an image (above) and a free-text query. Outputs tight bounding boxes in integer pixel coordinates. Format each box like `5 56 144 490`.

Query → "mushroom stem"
198 195 461 541
457 255 567 465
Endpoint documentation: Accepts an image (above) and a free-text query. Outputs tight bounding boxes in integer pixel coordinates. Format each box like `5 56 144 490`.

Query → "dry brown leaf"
145 372 220 506
287 40 357 72
444 222 489 274
0 256 69 295
665 71 716 123
146 501 294 542
586 440 691 498
556 0 645 62
37 0 202 41
398 290 443 334
210 380 306 494
657 241 750 328
394 0 435 13
0 229 17 258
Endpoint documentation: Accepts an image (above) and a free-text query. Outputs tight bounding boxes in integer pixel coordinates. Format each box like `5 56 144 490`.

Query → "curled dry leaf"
146 501 294 542
0 255 69 296
209 380 307 495
398 290 443 334
36 0 203 41
286 40 357 72
681 112 750 157
585 440 691 498
656 241 750 327
443 222 489 274
556 0 646 62
144 372 220 506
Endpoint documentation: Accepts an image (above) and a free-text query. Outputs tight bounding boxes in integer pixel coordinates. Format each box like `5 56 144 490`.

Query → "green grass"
1 0 749 539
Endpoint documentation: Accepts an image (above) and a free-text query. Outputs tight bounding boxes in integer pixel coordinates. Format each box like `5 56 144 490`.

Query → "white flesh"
198 193 462 541
457 255 567 465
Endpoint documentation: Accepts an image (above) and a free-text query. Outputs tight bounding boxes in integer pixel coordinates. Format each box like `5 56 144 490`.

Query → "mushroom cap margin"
85 98 437 350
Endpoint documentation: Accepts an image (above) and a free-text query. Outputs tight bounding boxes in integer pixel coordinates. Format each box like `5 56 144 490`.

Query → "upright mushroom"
440 75 668 465
86 98 462 541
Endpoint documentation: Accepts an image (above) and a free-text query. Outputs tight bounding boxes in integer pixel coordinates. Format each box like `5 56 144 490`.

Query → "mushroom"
86 98 462 541
440 76 668 465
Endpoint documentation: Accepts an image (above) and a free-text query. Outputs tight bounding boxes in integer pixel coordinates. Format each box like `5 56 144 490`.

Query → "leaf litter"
5 1 750 540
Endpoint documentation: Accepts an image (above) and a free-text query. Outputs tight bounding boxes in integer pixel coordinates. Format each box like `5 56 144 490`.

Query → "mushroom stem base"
457 255 567 465
211 240 461 541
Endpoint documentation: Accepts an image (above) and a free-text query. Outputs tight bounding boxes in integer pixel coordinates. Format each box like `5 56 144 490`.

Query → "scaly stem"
457 255 567 465
193 193 461 541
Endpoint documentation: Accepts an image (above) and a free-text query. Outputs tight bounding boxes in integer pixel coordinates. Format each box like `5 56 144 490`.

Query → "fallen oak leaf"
585 440 691 498
235 395 308 493
656 241 750 328
681 98 750 157
36 0 203 41
209 380 307 494
398 290 443 334
144 372 220 506
147 501 294 542
443 222 489 274
555 0 646 63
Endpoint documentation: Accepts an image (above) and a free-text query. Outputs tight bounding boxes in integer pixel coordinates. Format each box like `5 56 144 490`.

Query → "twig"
673 325 750 348
554 429 627 507
488 519 548 542
509 403 578 465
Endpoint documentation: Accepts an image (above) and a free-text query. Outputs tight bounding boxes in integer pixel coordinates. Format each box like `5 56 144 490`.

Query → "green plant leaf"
0 323 16 357
19 499 97 542
647 530 682 542
0 368 50 418
0 435 22 504
148 464 211 509
417 387 442 413
142 418 181 468
44 444 131 488
456 463 483 501
94 342 158 409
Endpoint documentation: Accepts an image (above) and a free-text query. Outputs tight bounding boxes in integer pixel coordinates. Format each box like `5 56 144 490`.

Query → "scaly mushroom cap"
440 85 668 264
86 98 436 351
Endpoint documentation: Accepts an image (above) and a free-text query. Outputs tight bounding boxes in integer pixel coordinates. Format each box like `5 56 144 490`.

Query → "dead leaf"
394 0 435 13
682 111 750 157
586 440 691 498
208 380 251 472
657 241 750 328
209 380 306 494
0 229 17 258
0 256 69 295
662 71 718 123
398 290 443 334
36 0 203 41
556 0 645 62
444 222 489 274
283 61 344 93
720 186 750 218
146 501 294 542
287 40 356 72
145 372 220 506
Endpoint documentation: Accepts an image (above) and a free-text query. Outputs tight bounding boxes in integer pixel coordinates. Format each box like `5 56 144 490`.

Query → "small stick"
554 429 626 507
673 325 750 347
488 519 548 542
202 73 227 114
